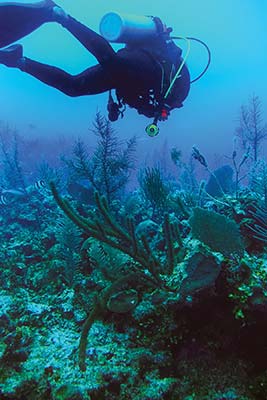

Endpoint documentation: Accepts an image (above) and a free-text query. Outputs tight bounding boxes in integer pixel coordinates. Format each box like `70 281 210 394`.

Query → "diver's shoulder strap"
139 47 176 97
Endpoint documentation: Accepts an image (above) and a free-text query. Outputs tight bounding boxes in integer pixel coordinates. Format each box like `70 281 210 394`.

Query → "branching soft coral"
64 113 136 204
49 181 184 370
50 181 183 282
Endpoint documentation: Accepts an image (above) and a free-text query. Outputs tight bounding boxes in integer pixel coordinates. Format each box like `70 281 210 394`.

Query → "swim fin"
0 1 55 48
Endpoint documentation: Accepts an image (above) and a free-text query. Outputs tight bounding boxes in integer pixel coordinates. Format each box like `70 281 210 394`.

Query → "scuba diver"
0 1 210 135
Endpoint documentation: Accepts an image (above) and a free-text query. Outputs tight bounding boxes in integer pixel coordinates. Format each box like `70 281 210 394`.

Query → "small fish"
0 188 26 205
26 180 47 195
0 180 47 205
0 194 8 205
2 188 26 196
34 180 46 190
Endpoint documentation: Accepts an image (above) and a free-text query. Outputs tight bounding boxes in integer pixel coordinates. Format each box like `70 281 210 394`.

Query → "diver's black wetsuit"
1 4 191 118
22 10 190 118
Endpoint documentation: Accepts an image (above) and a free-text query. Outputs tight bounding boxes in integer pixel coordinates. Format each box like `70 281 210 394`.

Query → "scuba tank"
99 12 162 43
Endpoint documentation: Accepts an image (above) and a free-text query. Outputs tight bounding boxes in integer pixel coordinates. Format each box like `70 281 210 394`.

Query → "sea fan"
189 207 244 256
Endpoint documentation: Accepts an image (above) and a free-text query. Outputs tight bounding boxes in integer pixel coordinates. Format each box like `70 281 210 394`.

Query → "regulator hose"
172 36 211 84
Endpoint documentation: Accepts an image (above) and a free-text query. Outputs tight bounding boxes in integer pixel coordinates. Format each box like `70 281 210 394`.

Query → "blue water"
1 0 266 157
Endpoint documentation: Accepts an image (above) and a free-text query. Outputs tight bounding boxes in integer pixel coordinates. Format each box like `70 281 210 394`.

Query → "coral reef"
1 114 267 399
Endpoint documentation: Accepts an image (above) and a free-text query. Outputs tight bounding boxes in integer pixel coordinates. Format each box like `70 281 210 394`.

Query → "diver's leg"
0 1 55 48
0 1 116 65
17 57 114 96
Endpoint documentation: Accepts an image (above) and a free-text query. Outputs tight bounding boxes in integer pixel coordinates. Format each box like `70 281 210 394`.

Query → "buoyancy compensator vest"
100 12 211 135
